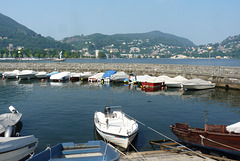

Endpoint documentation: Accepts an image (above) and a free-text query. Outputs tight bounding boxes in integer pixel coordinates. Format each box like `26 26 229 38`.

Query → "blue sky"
1 0 240 45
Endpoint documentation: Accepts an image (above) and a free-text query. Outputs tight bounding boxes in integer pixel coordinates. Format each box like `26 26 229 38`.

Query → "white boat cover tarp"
226 121 240 133
0 113 22 134
0 135 37 153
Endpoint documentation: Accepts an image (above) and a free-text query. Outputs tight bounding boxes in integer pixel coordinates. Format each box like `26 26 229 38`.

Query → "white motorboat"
0 106 22 137
94 106 139 149
159 75 188 88
17 70 37 80
0 135 38 161
2 70 20 79
50 72 71 82
46 71 59 78
88 72 104 82
100 71 117 83
80 72 94 80
70 72 82 81
35 71 47 79
0 106 38 161
111 72 128 82
182 78 216 90
136 75 152 85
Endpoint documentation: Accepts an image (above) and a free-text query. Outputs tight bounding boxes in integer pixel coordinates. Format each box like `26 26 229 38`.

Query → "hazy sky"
1 0 240 45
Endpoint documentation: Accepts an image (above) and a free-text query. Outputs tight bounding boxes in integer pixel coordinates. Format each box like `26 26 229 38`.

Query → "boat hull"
183 84 215 90
1 142 38 161
170 123 240 157
26 140 119 161
95 125 138 149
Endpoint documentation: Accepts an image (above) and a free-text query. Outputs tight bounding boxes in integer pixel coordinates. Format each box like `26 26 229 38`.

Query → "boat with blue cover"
26 140 120 161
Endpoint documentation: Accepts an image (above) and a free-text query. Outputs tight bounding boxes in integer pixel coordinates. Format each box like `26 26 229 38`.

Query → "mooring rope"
200 135 240 151
128 140 146 161
124 112 208 159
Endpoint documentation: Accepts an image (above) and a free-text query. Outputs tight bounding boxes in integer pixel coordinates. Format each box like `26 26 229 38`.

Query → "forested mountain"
63 31 196 50
0 13 72 50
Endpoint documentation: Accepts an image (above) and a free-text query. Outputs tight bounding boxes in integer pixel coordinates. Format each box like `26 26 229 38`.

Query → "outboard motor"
4 126 13 137
104 106 110 116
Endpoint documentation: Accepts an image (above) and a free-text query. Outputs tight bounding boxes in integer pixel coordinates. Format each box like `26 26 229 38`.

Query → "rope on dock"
124 113 209 160
128 140 146 161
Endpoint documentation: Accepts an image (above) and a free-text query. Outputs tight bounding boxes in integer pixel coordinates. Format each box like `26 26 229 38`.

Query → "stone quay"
1 62 240 89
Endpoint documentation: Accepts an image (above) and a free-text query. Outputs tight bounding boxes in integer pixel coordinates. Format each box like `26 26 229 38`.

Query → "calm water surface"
2 58 240 67
0 79 240 153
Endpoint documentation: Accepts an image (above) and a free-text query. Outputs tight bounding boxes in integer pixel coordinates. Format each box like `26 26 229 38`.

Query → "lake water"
0 79 240 154
2 58 240 67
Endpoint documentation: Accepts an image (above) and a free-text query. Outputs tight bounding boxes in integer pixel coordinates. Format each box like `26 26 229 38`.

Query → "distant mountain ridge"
0 13 72 50
63 30 196 50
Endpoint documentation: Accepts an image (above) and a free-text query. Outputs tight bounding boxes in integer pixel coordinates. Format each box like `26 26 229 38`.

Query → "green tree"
98 52 106 59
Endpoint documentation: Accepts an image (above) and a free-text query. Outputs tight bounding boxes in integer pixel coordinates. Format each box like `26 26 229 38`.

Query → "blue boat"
26 140 120 161
47 71 59 78
101 70 117 83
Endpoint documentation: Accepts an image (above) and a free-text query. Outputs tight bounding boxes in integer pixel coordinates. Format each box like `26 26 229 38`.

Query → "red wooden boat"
170 123 240 157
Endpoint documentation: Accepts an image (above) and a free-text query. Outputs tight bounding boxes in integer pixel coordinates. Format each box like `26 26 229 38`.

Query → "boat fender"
9 105 18 113
4 126 13 137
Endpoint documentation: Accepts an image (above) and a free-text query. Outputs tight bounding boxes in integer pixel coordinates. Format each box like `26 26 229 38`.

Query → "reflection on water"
0 79 239 153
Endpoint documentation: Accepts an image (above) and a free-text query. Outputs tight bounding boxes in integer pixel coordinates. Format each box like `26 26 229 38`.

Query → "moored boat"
26 140 119 161
50 72 71 82
0 106 38 161
144 76 165 88
94 106 138 149
100 71 117 83
170 122 240 157
17 70 37 80
0 135 38 161
182 78 215 90
111 71 128 82
35 71 47 79
88 72 104 82
2 70 20 79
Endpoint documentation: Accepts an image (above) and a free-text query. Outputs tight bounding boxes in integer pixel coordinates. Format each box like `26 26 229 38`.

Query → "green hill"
63 30 196 51
0 13 72 50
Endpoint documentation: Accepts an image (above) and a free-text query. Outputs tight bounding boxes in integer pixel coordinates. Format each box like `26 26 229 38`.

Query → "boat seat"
205 124 227 133
62 148 100 155
51 156 104 161
176 123 188 129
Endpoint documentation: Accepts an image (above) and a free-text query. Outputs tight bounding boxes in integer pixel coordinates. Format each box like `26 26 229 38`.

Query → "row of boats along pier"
1 69 216 90
1 69 240 160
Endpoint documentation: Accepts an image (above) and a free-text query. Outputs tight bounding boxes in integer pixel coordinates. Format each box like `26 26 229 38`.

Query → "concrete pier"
1 62 240 89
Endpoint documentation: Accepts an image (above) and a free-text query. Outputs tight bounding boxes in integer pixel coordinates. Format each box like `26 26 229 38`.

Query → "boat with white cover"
17 70 37 80
0 106 22 137
50 72 71 82
35 71 47 79
182 78 216 90
0 106 38 161
111 72 128 82
94 106 138 149
80 72 93 80
2 70 20 79
88 72 104 82
159 75 188 88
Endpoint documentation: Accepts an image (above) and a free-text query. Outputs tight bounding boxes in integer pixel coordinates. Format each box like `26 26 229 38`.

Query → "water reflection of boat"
181 89 215 99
